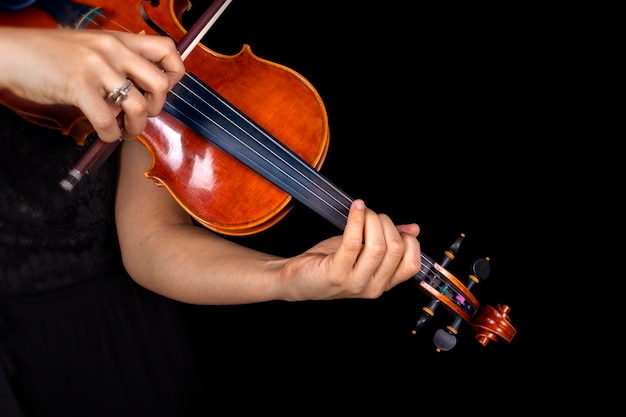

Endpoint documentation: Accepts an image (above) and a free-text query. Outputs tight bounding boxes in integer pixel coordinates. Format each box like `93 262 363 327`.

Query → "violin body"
0 0 329 235
142 45 329 235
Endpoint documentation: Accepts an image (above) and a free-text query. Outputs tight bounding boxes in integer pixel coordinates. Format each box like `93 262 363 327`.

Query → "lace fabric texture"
0 105 123 295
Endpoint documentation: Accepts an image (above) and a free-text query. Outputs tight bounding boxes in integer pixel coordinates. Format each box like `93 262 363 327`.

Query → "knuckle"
368 241 387 259
343 237 363 254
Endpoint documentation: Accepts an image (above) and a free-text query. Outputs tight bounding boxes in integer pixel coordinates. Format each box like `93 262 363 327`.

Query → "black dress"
0 105 206 416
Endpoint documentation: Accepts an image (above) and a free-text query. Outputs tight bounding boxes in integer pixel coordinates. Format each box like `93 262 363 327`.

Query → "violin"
0 0 516 351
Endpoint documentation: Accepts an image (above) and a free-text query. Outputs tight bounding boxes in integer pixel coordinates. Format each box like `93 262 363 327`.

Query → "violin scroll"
412 234 516 352
472 303 516 347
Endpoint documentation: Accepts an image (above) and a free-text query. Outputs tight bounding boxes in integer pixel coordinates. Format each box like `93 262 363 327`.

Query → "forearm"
122 221 290 305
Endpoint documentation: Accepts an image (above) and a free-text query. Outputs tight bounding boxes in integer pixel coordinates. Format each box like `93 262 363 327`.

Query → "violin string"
71 8 125 32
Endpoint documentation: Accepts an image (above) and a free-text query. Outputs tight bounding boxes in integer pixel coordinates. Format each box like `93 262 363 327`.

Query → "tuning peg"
471 257 490 282
460 257 489 294
440 233 465 269
433 328 457 352
412 298 439 334
432 314 463 351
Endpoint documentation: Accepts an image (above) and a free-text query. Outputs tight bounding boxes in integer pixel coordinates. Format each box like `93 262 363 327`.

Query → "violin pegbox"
412 234 516 352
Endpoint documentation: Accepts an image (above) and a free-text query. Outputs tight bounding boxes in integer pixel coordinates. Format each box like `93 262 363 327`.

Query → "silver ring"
107 80 132 107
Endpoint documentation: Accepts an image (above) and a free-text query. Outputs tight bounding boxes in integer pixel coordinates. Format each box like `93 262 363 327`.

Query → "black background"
171 0 552 407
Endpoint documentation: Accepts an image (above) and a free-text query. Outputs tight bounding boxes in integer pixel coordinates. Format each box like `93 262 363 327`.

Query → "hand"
282 199 421 300
0 27 185 142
